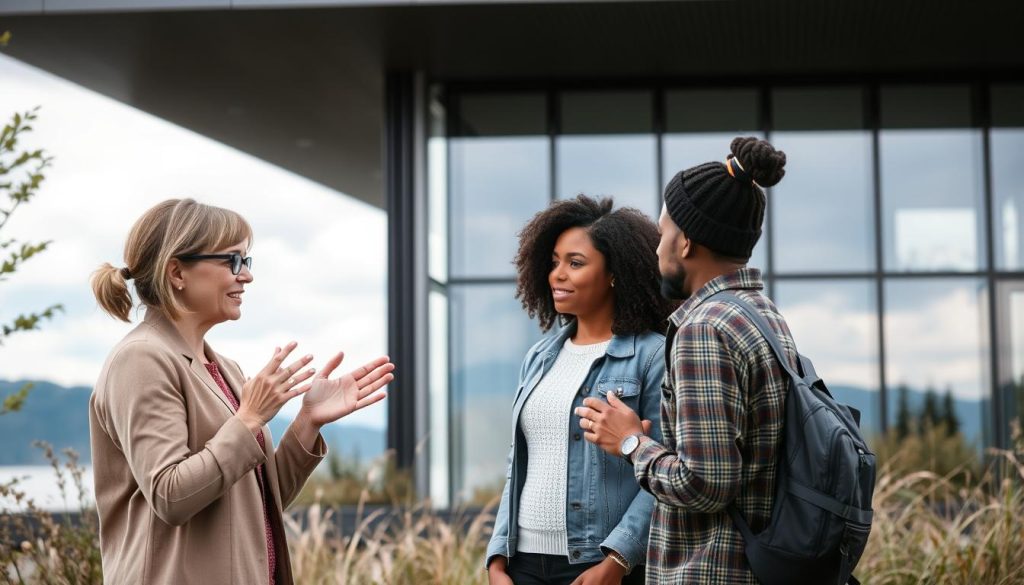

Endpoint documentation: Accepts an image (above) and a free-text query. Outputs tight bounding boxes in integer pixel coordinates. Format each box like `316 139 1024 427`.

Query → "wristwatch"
620 433 642 462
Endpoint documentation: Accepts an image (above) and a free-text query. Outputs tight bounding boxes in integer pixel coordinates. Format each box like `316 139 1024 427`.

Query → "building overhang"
2 0 1022 207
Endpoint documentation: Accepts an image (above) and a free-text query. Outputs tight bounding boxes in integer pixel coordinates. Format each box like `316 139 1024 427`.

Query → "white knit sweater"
517 338 610 556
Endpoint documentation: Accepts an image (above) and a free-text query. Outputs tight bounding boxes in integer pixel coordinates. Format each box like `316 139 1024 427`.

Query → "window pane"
557 91 657 216
449 284 537 504
456 93 546 136
992 85 1024 271
880 85 974 129
774 280 880 436
665 88 760 133
428 88 448 282
450 138 549 279
998 283 1024 449
773 87 866 131
771 130 873 272
884 279 990 450
428 286 450 508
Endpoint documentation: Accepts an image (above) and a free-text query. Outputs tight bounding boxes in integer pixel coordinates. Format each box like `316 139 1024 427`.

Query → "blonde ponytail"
91 262 133 322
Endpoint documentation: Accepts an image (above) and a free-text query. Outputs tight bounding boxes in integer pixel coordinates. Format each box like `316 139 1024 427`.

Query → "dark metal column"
385 71 417 470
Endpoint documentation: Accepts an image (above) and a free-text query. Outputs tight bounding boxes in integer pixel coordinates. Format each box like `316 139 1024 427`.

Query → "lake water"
0 466 95 512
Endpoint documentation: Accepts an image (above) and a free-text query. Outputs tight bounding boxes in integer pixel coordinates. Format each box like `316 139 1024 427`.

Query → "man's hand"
575 392 651 457
569 556 627 585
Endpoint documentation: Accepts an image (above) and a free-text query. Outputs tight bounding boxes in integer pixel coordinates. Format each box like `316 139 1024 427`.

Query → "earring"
611 278 616 288
177 285 184 291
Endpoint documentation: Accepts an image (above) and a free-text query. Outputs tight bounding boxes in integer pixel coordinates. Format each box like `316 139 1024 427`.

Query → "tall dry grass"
2 434 1023 584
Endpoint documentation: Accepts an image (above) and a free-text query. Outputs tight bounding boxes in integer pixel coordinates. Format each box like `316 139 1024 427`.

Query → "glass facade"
426 83 1023 505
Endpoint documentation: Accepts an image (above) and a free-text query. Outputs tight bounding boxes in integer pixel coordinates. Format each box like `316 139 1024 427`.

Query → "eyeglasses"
177 252 253 275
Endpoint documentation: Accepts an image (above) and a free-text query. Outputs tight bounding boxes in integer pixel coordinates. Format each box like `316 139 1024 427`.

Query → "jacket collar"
141 308 239 415
668 267 765 327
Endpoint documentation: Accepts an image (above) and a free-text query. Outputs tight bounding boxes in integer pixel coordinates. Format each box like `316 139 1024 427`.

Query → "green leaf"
0 382 33 416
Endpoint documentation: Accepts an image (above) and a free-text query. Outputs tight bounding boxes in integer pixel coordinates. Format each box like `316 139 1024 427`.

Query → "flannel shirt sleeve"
631 322 746 513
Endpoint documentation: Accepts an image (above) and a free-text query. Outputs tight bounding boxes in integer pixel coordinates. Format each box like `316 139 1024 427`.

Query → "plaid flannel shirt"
631 268 799 584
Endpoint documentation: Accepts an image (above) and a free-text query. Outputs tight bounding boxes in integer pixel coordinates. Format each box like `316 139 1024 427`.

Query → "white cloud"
0 54 388 428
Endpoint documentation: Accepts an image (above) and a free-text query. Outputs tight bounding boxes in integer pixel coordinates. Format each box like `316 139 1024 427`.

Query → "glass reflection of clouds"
775 280 879 435
449 284 536 501
556 135 658 216
884 279 989 445
771 132 873 273
449 137 550 279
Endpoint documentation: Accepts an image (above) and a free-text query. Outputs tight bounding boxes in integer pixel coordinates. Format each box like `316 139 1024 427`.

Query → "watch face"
621 434 639 456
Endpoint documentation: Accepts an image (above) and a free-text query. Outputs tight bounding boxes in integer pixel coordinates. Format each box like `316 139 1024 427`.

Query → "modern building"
2 0 1022 507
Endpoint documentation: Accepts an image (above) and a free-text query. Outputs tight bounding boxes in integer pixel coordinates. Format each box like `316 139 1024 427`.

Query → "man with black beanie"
576 137 799 583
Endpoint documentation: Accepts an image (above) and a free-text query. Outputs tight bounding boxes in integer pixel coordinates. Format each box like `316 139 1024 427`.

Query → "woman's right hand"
236 342 316 434
488 557 513 585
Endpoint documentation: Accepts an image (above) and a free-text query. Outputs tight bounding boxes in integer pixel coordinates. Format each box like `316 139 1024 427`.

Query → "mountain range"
0 380 385 466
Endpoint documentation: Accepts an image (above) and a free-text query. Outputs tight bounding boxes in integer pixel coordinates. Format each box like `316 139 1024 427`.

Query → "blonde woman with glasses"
89 198 394 585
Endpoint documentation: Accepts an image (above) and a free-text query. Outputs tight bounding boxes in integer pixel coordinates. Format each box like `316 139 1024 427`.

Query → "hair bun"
730 136 786 188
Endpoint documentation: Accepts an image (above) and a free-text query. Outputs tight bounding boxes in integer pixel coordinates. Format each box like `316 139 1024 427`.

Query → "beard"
659 264 687 300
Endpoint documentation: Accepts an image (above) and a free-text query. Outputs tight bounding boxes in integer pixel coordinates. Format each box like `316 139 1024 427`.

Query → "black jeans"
506 552 645 585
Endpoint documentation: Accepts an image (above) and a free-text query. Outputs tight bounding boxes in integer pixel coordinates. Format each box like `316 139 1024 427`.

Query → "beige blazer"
89 309 326 585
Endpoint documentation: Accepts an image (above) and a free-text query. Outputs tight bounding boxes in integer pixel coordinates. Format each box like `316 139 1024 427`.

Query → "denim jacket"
486 320 665 569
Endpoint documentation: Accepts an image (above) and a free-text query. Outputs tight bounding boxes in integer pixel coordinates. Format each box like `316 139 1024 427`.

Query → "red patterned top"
205 362 277 585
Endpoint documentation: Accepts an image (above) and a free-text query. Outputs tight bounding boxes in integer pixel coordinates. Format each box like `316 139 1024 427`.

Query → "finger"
260 341 297 376
357 372 395 400
347 355 391 382
356 362 396 390
581 397 606 412
583 431 600 444
282 367 316 389
317 352 345 379
286 382 312 399
353 390 387 411
273 354 315 384
574 406 597 421
642 419 653 435
607 392 623 407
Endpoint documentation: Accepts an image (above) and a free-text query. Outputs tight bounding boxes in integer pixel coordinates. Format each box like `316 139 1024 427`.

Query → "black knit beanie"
663 136 787 259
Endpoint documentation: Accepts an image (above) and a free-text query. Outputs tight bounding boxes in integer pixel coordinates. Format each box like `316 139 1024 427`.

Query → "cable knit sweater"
517 338 610 556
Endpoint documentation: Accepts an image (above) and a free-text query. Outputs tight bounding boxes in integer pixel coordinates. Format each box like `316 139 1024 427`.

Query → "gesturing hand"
236 341 317 434
299 352 395 428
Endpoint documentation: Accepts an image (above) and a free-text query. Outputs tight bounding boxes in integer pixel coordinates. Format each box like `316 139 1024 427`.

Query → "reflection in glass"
557 136 658 215
884 279 990 448
557 91 657 216
449 284 537 503
662 132 768 271
1002 287 1024 447
993 129 1024 271
428 286 449 508
772 132 873 272
428 135 448 282
880 130 985 271
991 83 1024 271
450 137 550 279
774 280 879 436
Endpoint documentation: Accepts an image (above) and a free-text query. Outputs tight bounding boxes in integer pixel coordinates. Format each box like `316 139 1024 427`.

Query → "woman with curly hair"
486 195 676 585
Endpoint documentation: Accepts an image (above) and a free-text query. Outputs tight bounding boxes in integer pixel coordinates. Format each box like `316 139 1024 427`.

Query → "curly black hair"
514 195 678 335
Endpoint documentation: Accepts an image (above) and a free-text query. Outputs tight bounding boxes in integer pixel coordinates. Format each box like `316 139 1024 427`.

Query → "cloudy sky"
0 53 389 430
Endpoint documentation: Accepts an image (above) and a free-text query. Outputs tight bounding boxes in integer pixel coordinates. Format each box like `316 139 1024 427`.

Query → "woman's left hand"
569 557 626 585
299 352 395 428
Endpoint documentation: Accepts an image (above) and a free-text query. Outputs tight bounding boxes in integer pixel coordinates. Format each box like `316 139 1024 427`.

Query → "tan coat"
89 310 326 585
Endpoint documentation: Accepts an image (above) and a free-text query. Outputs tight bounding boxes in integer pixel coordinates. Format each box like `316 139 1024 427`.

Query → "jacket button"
571 550 581 560
573 433 581 441
571 502 582 510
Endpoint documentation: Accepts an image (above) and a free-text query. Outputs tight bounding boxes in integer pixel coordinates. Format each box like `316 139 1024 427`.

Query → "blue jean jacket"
486 320 665 569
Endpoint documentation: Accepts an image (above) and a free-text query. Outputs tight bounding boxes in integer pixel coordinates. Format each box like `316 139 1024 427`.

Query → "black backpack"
712 292 877 585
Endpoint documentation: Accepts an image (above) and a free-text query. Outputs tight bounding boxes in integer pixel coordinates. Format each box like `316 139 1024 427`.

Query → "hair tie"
120 267 133 280
726 155 756 187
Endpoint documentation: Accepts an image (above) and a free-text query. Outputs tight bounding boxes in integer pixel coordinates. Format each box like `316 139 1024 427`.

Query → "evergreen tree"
895 383 912 439
942 386 960 437
920 386 940 434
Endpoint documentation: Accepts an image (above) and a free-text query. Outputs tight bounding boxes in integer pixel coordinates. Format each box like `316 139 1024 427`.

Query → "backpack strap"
709 291 803 382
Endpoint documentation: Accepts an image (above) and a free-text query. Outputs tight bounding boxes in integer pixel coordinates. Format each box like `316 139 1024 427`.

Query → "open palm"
300 352 395 427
